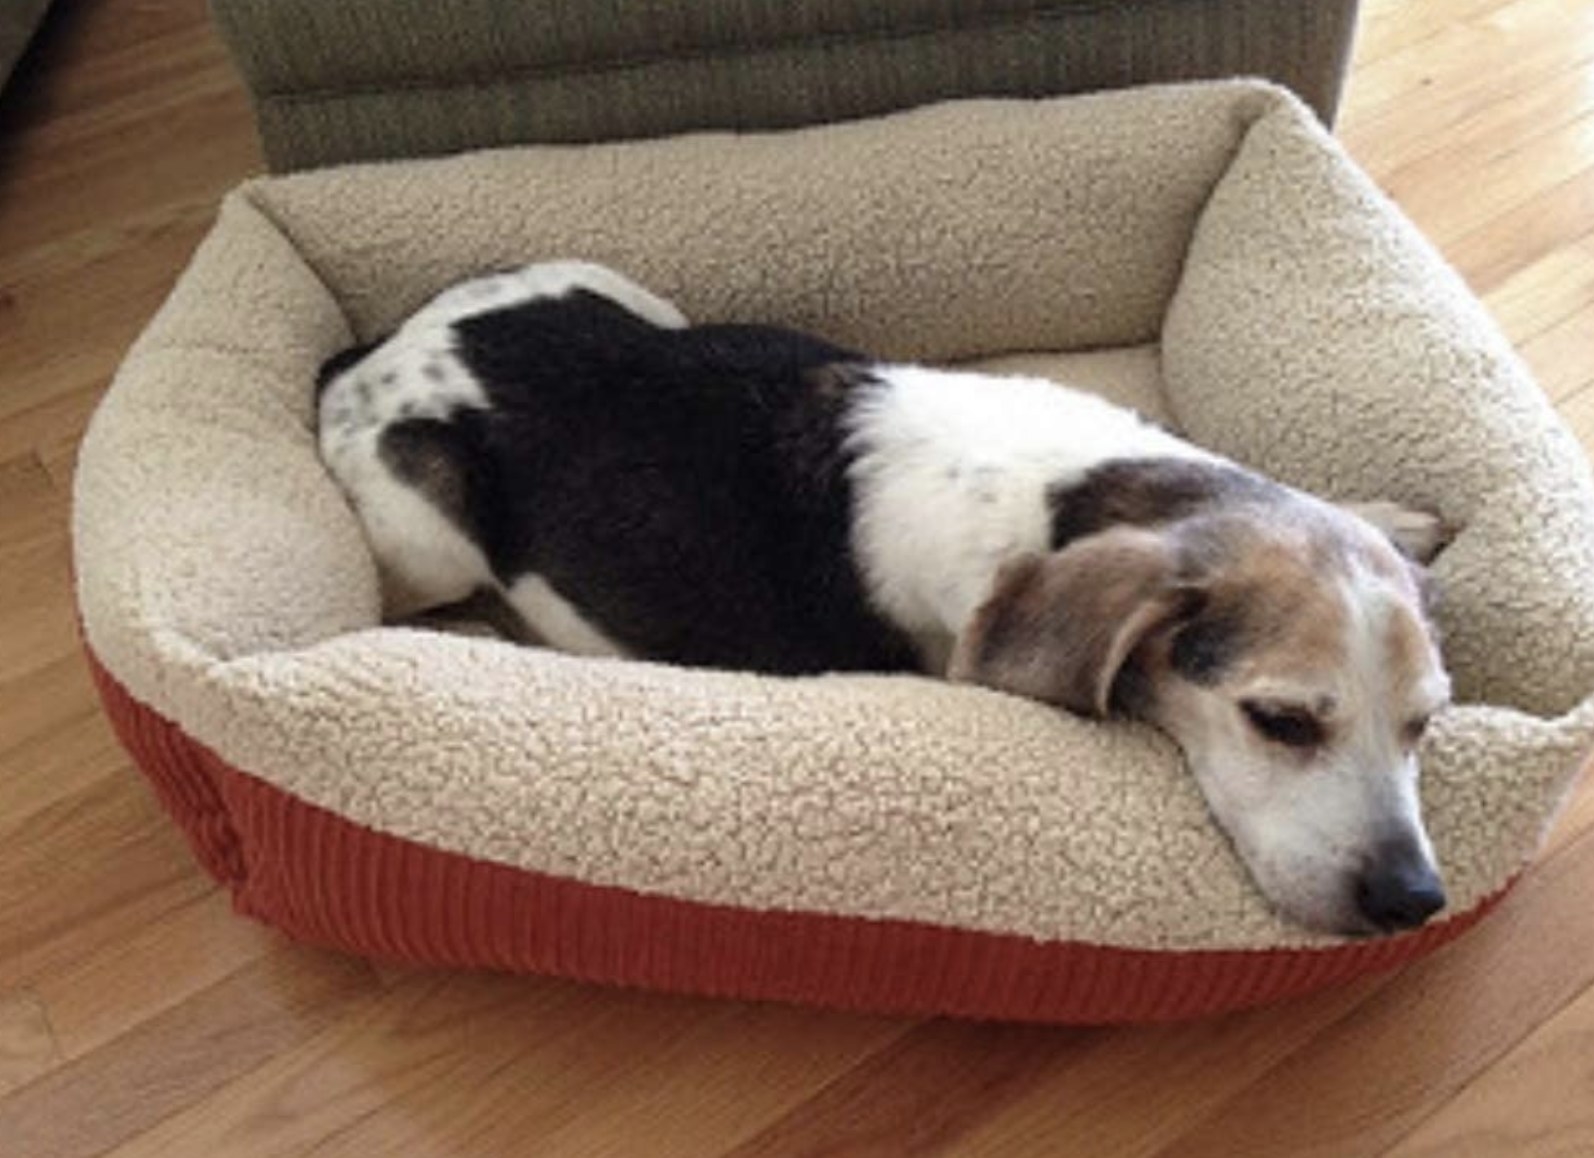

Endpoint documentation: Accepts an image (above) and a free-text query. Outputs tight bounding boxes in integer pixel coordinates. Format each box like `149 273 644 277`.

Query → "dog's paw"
1342 501 1451 564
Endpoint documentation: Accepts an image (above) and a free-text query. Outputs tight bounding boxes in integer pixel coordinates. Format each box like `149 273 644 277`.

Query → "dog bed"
75 80 1594 1023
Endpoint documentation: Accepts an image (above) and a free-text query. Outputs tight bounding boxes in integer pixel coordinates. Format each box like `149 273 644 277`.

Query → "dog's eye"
1241 701 1324 749
1404 715 1431 747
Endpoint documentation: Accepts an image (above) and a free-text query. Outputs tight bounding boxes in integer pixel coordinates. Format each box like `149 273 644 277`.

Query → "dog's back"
317 263 920 673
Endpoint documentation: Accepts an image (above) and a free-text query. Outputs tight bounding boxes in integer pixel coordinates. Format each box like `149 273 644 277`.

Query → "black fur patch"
1168 603 1249 686
1105 593 1247 716
315 341 380 400
1107 660 1157 717
441 291 920 675
377 415 486 540
1048 458 1280 550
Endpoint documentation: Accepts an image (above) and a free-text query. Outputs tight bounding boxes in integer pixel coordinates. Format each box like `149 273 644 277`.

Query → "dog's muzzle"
1355 838 1446 932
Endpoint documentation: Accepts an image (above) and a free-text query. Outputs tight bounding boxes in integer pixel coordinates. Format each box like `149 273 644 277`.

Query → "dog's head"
949 491 1451 936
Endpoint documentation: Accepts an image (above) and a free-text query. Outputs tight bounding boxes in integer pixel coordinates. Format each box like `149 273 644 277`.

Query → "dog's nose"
1356 847 1446 932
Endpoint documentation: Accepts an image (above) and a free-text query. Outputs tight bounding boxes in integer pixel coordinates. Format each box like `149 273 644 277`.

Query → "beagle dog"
317 261 1452 937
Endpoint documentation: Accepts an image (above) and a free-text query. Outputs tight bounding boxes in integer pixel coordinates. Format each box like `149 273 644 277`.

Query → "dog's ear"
1340 501 1450 564
948 527 1193 716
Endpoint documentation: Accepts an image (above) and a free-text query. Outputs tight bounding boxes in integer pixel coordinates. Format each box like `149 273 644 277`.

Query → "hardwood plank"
0 696 126 845
1348 0 1515 70
1149 826 1594 1158
0 92 253 273
1553 376 1594 461
0 449 65 553
722 1020 1089 1158
36 889 285 1060
1481 233 1594 347
0 948 376 1158
109 973 905 1158
1442 168 1594 295
104 974 599 1158
1384 978 1594 1157
1341 0 1594 137
0 451 77 686
0 529 78 686
0 201 227 424
315 998 910 1158
939 977 1389 1158
0 387 102 484
0 0 220 129
0 991 61 1099
1539 764 1594 861
0 16 256 248
0 654 98 765
40 433 80 493
0 769 213 993
1383 111 1594 251
1344 42 1594 183
0 535 78 689
1521 301 1594 402
0 7 260 425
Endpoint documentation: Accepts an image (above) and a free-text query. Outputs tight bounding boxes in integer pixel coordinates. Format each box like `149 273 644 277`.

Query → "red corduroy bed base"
86 648 1498 1024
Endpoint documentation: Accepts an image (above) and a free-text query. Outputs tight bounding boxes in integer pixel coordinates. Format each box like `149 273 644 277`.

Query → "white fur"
401 260 688 336
504 575 627 658
1158 564 1451 933
339 438 491 617
844 364 1213 667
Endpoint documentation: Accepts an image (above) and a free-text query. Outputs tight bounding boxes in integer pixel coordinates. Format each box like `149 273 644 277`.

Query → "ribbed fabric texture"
88 646 1500 1025
210 0 1361 170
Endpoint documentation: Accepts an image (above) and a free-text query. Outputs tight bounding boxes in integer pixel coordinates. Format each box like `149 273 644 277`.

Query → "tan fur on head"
950 493 1452 936
947 527 1194 716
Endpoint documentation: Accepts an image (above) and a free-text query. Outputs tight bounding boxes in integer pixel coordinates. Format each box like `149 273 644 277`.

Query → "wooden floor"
3 0 1594 1153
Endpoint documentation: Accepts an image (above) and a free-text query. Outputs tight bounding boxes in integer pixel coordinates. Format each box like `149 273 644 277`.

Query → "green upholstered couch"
210 0 1362 171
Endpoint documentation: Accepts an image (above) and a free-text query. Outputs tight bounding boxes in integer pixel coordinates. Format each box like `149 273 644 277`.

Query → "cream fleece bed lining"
74 80 1594 953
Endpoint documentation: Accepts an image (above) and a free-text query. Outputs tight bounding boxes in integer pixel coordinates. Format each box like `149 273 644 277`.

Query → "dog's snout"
1356 845 1446 932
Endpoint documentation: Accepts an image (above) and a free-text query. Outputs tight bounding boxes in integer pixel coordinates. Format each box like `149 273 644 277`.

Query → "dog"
317 261 1452 937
